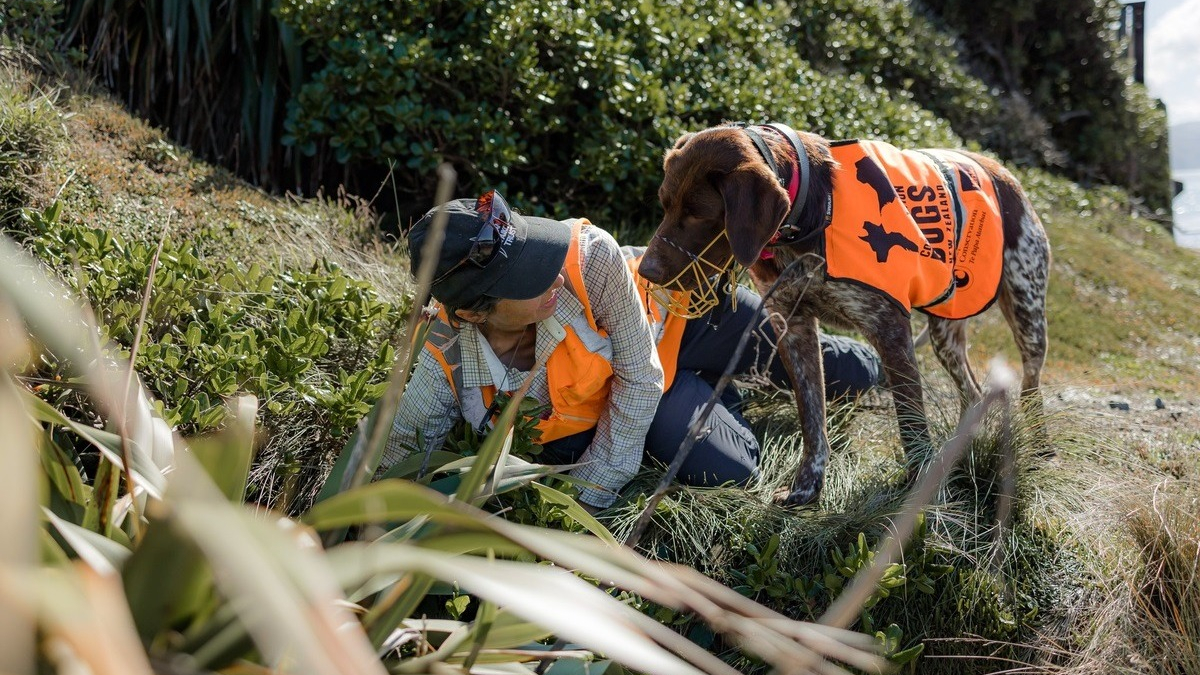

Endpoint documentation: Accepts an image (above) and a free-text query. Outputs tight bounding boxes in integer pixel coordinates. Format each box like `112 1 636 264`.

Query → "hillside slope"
973 173 1200 394
961 174 1200 472
2 55 412 509
6 53 1200 442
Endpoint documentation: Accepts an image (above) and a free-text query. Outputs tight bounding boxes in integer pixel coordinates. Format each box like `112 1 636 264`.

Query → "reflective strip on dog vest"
823 140 1004 319
422 219 686 443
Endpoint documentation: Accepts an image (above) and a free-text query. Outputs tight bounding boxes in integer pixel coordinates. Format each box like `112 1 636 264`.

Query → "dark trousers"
543 286 881 490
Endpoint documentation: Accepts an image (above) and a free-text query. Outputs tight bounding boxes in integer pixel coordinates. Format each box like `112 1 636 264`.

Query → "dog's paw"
773 485 820 509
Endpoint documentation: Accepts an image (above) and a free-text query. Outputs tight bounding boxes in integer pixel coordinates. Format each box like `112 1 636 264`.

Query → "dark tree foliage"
30 0 1170 224
919 0 1170 212
783 0 1061 169
55 0 312 192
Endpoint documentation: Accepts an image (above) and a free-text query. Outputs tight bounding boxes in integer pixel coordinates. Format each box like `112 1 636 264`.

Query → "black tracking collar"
734 122 816 246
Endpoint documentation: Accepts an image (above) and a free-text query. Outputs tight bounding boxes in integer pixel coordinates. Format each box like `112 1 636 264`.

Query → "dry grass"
4 57 411 304
2 56 416 516
1120 481 1200 674
1024 477 1200 675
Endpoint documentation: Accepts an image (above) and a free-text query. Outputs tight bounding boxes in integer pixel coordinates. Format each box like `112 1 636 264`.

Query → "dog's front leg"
773 314 829 507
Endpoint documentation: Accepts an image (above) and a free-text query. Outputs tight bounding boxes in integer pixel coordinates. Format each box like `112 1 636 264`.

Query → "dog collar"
760 194 832 259
762 122 811 225
737 122 819 257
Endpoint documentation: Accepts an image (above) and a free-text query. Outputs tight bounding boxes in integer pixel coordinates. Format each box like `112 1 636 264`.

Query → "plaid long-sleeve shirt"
382 221 664 507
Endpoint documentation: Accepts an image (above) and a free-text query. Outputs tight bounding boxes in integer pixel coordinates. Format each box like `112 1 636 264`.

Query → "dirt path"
1049 385 1200 478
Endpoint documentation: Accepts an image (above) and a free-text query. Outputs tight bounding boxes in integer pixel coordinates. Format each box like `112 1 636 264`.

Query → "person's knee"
821 334 881 400
675 411 760 487
677 452 757 487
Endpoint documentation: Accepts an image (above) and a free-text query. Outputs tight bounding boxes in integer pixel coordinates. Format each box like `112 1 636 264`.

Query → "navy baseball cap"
408 190 571 308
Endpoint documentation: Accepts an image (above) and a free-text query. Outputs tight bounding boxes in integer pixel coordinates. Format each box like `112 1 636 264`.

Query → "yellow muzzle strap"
644 230 737 319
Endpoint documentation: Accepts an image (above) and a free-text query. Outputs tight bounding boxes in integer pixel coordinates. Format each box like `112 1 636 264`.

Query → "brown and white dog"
637 122 1050 506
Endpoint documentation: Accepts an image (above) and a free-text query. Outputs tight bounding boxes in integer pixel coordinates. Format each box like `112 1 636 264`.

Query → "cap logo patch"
496 221 516 257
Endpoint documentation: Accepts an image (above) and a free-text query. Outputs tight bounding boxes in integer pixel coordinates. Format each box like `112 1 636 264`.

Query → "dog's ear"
718 170 789 267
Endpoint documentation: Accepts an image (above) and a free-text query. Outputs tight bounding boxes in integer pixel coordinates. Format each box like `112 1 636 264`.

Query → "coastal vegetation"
2 1 1197 673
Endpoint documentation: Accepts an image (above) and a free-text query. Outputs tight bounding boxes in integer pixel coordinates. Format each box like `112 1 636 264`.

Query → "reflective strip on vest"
823 140 1004 319
420 309 507 434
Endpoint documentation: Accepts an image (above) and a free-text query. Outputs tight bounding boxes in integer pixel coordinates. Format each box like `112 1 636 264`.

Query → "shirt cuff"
575 484 619 509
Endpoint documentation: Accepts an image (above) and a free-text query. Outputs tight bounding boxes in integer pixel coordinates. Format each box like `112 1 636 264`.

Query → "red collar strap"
778 135 801 203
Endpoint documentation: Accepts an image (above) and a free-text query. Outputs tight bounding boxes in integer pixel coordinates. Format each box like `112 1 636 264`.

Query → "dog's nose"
637 254 666 284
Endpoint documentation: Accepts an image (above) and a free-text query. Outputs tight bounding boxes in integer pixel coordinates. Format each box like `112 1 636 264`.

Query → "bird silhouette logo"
955 165 980 192
855 157 896 211
954 269 972 289
860 221 919 262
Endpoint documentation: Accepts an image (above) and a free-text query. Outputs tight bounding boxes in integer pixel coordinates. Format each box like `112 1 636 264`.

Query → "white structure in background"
1174 170 1200 248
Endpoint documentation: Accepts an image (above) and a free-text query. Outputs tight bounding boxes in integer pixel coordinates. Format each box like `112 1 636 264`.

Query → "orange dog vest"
423 219 687 443
823 140 1004 319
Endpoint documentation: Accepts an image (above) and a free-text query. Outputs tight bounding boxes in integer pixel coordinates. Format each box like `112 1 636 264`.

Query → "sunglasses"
432 189 513 285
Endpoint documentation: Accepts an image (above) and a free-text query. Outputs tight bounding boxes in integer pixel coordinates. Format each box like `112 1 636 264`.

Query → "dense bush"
277 0 958 234
47 0 1171 226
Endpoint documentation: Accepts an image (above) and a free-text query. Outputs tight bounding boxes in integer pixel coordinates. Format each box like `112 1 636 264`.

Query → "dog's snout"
637 252 667 284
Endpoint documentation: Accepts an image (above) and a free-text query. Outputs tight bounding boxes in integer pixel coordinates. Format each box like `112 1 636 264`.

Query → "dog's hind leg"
928 316 982 413
998 287 1049 426
995 208 1052 459
998 222 1050 419
774 315 830 507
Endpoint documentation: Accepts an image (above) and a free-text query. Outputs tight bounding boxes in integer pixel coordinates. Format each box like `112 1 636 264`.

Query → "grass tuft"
0 54 64 225
1101 480 1200 675
602 376 1199 673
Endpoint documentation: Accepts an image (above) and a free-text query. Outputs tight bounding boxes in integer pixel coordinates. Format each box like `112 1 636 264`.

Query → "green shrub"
0 0 61 54
47 0 1171 224
14 200 407 512
278 0 958 235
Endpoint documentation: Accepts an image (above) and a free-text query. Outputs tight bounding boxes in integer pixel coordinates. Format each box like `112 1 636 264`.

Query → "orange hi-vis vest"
823 140 1005 319
422 219 688 444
